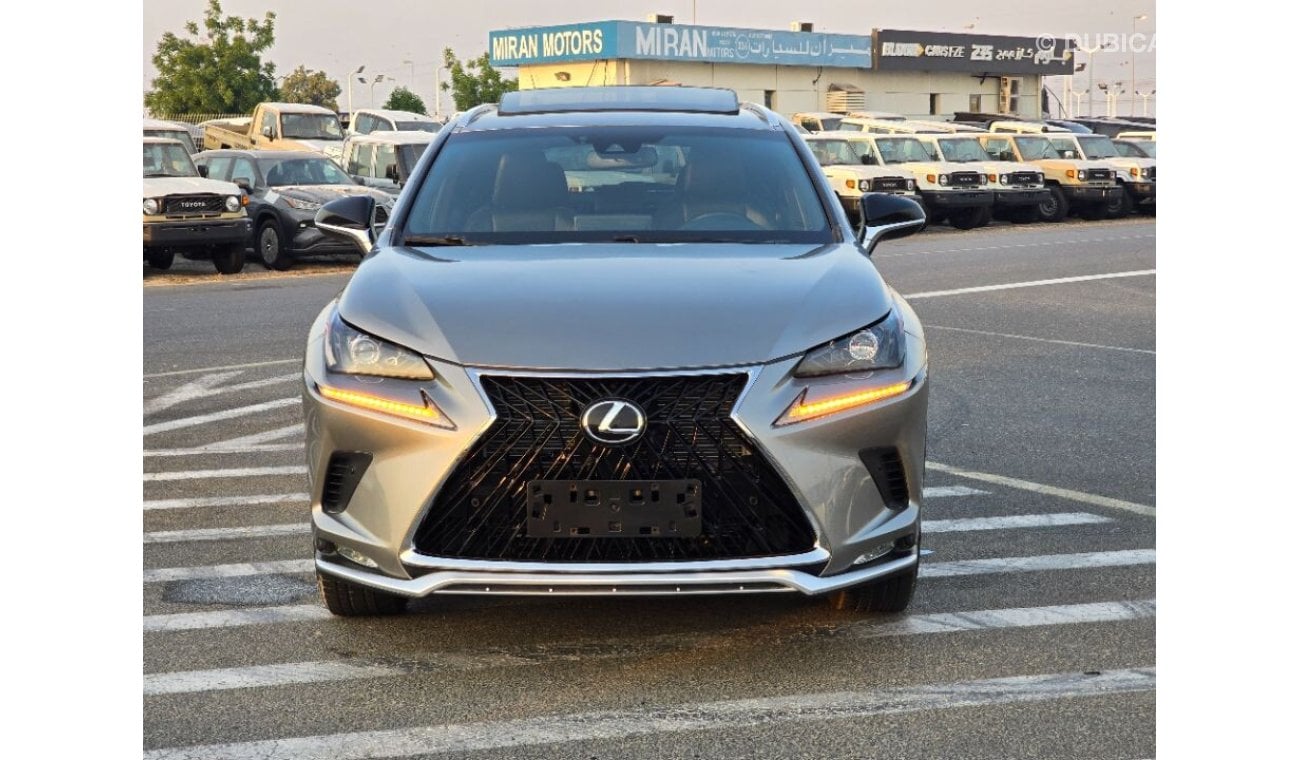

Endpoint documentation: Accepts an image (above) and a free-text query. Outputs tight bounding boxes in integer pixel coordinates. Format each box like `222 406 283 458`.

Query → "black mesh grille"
1009 171 1039 185
163 194 224 215
1086 168 1112 182
871 177 908 192
950 172 981 187
411 374 816 562
322 452 371 514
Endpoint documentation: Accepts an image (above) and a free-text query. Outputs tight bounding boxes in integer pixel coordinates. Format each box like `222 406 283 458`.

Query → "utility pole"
1131 14 1148 117
346 65 365 118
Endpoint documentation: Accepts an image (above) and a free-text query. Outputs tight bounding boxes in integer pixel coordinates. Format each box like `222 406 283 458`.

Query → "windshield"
1076 135 1120 159
397 144 430 175
1013 136 1061 160
396 121 439 132
807 139 870 166
1131 140 1156 158
874 137 932 164
938 138 992 162
258 156 353 186
143 142 198 177
144 129 196 154
403 127 831 244
817 117 843 131
281 113 344 140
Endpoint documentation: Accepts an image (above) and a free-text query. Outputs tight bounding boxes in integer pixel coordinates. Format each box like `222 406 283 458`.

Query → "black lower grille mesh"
859 448 909 510
163 194 224 215
412 374 816 562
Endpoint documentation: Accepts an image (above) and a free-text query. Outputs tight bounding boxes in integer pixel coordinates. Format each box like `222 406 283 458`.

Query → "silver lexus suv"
303 87 930 617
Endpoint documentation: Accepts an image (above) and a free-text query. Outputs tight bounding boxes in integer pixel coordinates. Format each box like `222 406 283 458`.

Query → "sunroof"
498 86 740 116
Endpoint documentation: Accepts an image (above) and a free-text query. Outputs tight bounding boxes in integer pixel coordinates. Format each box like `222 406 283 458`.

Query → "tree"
440 48 518 111
383 87 427 115
145 0 277 115
279 65 341 111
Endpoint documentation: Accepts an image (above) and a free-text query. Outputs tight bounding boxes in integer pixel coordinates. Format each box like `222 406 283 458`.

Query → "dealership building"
488 19 1074 120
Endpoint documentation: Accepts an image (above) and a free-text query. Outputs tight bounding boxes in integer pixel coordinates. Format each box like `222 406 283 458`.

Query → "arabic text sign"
875 29 1075 75
490 22 873 68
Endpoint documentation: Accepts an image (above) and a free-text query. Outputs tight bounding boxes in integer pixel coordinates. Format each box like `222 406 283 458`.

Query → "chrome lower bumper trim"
398 548 830 575
318 549 917 598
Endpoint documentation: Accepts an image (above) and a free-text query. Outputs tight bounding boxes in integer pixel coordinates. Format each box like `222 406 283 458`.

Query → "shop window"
930 94 941 115
764 90 776 109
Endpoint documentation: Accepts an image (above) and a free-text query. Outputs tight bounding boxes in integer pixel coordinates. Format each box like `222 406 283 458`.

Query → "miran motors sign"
489 22 873 68
874 29 1074 75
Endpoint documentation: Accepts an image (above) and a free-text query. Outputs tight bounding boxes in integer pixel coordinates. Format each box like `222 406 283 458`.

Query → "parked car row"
796 113 1155 228
143 105 440 274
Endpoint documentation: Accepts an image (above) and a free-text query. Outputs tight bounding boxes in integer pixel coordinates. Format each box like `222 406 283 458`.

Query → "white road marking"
142 667 1154 758
143 358 299 379
145 661 405 696
903 269 1156 299
922 485 988 498
142 548 1153 586
144 523 308 544
144 443 303 457
142 397 300 436
927 461 1156 518
143 465 307 482
144 560 314 583
926 324 1156 355
143 493 309 511
923 512 1110 533
143 604 331 633
920 549 1155 578
876 232 1155 259
206 423 304 448
142 370 242 416
856 599 1154 638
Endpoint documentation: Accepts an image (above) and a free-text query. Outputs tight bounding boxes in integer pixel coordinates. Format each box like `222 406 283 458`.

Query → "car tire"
317 570 408 616
1037 186 1069 222
827 562 919 614
145 248 174 270
1106 187 1134 218
948 206 991 230
211 244 245 275
257 219 293 271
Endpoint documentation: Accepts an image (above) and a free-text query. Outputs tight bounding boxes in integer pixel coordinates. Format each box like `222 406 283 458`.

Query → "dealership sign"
875 29 1074 75
490 22 873 68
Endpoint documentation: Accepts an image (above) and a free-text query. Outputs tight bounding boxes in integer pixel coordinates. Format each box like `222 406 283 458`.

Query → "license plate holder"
526 480 701 538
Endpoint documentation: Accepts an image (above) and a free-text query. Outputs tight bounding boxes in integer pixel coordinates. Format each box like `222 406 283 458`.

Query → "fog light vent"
322 452 372 514
858 447 910 510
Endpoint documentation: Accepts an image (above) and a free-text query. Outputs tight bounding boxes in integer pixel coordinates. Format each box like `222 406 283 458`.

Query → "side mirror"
315 195 379 254
196 164 209 178
350 174 366 184
234 178 252 193
261 126 275 139
860 154 877 165
856 193 926 255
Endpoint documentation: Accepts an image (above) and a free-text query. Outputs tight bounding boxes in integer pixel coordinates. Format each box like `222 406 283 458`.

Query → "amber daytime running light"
318 385 455 429
777 380 913 425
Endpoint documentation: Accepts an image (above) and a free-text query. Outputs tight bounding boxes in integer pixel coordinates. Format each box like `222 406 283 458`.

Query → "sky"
141 0 1157 117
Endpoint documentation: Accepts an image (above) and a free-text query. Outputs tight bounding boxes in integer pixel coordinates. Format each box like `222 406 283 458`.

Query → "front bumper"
1061 185 1121 202
919 189 994 208
994 188 1050 207
302 306 930 598
1126 182 1156 201
143 217 251 248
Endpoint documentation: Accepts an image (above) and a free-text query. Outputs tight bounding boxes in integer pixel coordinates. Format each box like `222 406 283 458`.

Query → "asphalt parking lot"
143 217 1155 758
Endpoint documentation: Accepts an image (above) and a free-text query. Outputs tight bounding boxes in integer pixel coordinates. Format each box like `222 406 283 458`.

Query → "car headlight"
979 174 989 185
143 198 159 215
1111 171 1119 181
999 174 1010 184
224 195 241 212
1143 167 1155 179
938 174 950 186
324 309 433 380
284 196 322 211
793 310 905 378
905 179 916 191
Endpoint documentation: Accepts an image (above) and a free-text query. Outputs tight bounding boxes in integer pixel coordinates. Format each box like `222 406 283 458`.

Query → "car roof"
353 109 434 121
195 149 329 160
792 111 845 119
346 130 435 145
143 118 189 130
260 102 337 114
459 87 778 133
143 136 186 145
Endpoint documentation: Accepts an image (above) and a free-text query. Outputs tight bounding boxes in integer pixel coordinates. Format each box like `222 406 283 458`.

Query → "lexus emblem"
580 399 646 446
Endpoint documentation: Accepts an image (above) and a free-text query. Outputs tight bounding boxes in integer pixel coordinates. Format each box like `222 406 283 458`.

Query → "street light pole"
346 65 365 118
434 65 446 118
1131 14 1148 117
1079 45 1101 117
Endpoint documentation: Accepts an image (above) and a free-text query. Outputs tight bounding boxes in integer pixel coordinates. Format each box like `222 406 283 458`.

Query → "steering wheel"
680 212 764 231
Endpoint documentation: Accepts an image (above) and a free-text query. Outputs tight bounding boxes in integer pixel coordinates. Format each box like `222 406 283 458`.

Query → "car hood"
270 185 391 204
338 243 894 371
143 176 240 197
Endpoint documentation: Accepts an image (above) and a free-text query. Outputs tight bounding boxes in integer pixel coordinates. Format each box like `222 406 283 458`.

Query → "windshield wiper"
403 234 473 246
